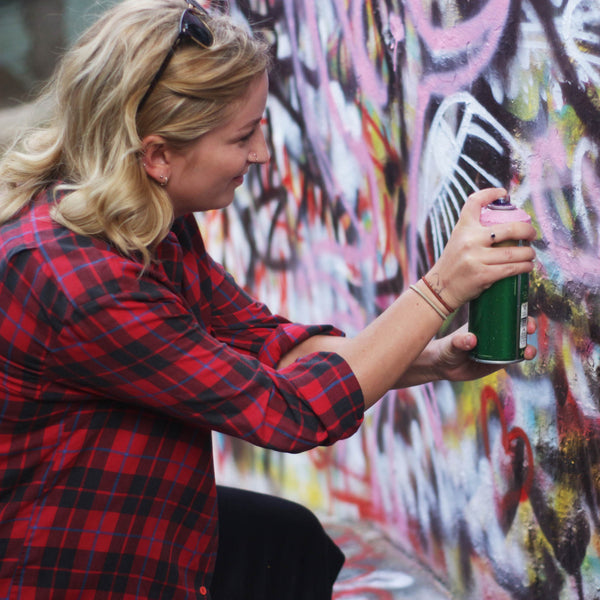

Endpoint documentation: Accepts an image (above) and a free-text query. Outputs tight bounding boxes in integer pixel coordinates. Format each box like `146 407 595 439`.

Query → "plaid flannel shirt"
0 188 364 599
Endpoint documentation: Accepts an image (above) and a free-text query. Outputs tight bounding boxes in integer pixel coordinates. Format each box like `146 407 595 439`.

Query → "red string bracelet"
421 276 455 314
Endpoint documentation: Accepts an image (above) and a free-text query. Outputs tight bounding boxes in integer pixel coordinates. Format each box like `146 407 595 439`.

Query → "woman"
0 0 537 598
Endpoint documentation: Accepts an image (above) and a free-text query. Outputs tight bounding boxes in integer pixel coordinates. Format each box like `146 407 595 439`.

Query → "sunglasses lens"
182 11 214 47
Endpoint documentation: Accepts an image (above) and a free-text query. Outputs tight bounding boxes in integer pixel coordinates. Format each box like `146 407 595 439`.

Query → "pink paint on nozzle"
479 195 531 227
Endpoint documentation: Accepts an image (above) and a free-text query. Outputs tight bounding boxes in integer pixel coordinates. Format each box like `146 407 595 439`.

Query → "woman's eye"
239 130 254 143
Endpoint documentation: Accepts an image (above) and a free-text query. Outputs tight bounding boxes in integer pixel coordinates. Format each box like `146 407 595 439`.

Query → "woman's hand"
281 188 538 407
425 188 537 312
428 317 537 382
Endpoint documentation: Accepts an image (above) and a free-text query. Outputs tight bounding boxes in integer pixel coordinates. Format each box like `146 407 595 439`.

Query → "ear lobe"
141 135 171 185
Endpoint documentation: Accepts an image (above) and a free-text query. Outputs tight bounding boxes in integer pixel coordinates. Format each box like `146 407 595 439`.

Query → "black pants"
210 486 345 600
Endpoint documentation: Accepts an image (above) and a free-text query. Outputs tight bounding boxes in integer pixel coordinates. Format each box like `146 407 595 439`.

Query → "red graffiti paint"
480 386 534 519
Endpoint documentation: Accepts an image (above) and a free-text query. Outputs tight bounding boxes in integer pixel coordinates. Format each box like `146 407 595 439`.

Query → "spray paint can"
468 195 531 364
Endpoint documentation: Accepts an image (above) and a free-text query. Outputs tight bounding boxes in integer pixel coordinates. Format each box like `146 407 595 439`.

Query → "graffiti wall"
1 0 600 598
205 1 600 599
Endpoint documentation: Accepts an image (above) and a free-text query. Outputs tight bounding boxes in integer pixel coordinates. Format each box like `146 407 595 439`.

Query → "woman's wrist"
392 339 443 388
408 277 456 322
421 275 455 314
422 270 460 313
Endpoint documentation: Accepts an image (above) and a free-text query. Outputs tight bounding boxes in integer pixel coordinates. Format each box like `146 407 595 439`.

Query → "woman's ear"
141 135 171 187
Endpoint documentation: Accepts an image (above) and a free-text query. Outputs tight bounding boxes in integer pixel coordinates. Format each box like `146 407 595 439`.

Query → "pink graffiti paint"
389 14 405 73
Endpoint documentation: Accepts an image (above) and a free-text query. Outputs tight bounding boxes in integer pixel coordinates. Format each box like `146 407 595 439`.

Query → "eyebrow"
238 117 263 133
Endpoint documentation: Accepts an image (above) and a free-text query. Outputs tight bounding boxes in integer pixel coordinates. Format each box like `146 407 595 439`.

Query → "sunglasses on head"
137 0 214 112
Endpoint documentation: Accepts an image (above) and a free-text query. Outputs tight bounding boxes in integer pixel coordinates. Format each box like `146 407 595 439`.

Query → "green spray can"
468 196 531 364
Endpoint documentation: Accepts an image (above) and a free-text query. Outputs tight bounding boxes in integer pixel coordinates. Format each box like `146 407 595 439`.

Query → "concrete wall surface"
2 1 600 599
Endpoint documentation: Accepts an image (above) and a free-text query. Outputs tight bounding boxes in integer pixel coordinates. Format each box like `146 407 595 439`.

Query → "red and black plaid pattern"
0 188 364 598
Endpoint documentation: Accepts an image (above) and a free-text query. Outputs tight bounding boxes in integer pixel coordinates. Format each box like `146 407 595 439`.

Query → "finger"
483 245 537 266
526 316 537 334
486 221 537 245
460 187 507 223
475 264 536 292
524 344 537 361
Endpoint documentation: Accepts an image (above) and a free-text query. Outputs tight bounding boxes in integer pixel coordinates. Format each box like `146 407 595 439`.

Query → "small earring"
159 174 169 187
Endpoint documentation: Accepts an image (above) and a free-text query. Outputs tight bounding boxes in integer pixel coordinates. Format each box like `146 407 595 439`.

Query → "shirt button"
199 586 208 596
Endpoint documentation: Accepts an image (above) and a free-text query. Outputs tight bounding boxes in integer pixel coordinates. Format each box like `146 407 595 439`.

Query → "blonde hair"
0 0 271 266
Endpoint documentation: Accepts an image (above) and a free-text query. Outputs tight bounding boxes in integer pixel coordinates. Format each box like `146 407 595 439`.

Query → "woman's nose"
250 128 270 164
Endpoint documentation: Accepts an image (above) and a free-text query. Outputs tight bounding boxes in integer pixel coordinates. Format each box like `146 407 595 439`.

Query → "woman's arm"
280 318 537 391
278 187 537 409
391 319 537 387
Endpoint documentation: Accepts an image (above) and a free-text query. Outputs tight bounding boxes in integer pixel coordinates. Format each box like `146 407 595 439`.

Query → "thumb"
452 330 477 352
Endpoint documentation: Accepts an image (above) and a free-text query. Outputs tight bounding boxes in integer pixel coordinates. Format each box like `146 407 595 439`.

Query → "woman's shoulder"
0 187 59 256
0 187 139 277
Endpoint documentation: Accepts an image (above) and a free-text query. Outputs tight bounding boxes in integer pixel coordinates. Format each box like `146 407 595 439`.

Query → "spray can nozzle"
489 195 515 210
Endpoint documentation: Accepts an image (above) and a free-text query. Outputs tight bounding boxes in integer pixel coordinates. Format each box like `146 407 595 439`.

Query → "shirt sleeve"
18 246 364 454
204 252 346 368
173 214 345 366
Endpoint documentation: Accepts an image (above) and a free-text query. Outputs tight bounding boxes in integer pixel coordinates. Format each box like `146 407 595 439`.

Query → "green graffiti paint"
468 196 531 364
